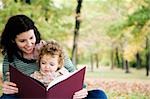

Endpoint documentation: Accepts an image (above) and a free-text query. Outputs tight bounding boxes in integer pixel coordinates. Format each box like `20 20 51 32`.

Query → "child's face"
40 54 59 75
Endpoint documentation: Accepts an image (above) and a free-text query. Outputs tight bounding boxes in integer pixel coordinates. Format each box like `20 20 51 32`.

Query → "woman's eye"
30 36 33 40
20 40 25 42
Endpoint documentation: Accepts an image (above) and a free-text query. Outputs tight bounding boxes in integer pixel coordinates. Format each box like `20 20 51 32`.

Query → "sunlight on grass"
107 91 149 99
85 66 150 81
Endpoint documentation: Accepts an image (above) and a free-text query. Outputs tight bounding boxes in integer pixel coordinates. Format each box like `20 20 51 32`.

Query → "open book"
9 65 86 99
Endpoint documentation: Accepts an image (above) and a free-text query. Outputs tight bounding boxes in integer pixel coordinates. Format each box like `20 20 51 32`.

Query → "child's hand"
34 40 46 59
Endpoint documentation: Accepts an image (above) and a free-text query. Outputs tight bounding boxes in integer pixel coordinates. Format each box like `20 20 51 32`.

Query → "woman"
0 14 107 99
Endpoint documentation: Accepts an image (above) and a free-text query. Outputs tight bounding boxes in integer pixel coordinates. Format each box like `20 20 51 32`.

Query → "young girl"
30 40 69 87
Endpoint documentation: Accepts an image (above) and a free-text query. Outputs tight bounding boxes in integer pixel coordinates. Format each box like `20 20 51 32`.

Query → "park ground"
80 65 150 99
0 65 150 99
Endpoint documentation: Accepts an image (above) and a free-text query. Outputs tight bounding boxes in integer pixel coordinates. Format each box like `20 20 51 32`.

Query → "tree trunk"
115 47 120 67
146 37 150 76
95 53 99 69
90 54 94 72
121 54 125 69
125 60 130 73
111 50 114 69
25 0 31 4
136 52 141 69
14 0 31 4
146 52 150 76
71 30 78 65
71 0 83 66
14 0 17 2
44 8 48 21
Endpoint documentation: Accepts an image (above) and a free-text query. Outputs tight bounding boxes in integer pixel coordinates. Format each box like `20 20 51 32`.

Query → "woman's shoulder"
3 53 18 63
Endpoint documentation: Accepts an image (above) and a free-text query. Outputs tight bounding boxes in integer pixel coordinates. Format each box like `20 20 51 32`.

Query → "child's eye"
41 62 46 64
50 63 55 66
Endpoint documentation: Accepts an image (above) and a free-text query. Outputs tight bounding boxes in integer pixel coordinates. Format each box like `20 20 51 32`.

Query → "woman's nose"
26 40 33 46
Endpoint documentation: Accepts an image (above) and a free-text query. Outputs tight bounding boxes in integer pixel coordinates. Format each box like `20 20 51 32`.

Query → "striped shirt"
2 53 76 81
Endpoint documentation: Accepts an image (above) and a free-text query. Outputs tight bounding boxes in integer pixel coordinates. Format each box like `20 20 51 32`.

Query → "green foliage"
127 7 150 27
124 0 150 36
107 20 125 37
0 0 149 68
0 0 75 41
105 0 150 67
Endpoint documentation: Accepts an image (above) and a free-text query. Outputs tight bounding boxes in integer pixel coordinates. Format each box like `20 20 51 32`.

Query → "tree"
14 0 31 4
125 60 130 73
71 0 83 65
146 37 150 76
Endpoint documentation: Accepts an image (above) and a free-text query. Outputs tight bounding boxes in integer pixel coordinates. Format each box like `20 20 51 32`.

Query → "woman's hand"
2 81 18 94
73 88 88 99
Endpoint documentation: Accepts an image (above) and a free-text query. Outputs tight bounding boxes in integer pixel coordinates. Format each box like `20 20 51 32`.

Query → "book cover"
9 65 86 99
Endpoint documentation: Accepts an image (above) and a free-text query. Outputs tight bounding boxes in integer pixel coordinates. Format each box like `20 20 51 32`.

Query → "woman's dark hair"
0 14 41 62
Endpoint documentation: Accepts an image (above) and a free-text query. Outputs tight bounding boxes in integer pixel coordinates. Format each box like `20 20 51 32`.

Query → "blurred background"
0 0 150 98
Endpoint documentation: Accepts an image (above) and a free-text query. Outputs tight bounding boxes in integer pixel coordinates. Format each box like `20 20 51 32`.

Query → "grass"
79 65 150 99
85 66 150 81
107 91 150 99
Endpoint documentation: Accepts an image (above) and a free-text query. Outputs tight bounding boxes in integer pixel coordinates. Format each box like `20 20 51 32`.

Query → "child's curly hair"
38 40 64 69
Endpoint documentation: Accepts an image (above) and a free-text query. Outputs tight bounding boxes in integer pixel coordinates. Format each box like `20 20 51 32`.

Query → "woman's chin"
25 49 34 54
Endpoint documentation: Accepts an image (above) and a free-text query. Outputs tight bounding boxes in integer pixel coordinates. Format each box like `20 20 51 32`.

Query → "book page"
46 71 75 90
46 66 86 98
46 67 85 91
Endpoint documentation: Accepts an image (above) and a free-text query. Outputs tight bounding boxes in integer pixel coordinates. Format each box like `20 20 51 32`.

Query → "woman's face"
15 29 36 55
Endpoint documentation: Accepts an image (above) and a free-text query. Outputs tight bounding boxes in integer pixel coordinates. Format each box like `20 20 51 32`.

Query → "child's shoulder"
30 71 41 77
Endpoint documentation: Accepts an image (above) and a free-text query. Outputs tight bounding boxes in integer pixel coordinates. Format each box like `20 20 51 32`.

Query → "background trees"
0 0 149 75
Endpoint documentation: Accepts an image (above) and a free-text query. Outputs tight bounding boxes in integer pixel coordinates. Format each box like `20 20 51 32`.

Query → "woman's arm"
64 53 76 72
2 55 10 81
2 55 18 94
